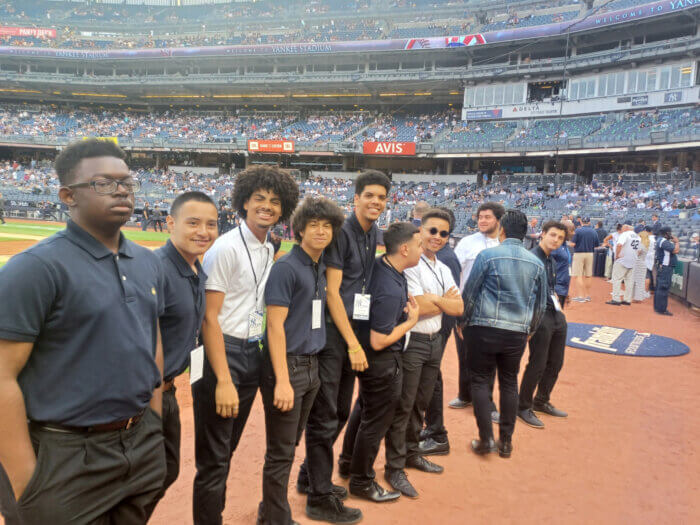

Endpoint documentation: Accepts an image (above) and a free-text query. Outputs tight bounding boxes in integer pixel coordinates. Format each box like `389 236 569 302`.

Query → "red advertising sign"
247 139 295 153
0 26 56 39
362 141 416 156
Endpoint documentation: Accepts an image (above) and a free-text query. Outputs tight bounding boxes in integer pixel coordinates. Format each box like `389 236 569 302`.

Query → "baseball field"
1 219 698 524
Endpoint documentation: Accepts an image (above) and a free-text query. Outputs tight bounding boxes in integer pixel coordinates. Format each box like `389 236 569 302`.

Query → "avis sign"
362 141 416 156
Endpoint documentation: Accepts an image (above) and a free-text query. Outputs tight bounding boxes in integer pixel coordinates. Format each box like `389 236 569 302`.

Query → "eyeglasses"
67 178 141 195
428 227 449 238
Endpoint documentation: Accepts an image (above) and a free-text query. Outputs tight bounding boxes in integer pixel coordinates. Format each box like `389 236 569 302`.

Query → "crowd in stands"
3 106 696 150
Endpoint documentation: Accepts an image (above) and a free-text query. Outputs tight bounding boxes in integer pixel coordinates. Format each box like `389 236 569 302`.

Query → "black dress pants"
1 408 165 525
654 264 672 313
467 326 528 442
299 321 356 501
192 336 261 525
145 386 181 519
259 353 320 525
348 351 402 488
519 309 567 411
459 327 497 412
423 326 455 441
385 333 443 471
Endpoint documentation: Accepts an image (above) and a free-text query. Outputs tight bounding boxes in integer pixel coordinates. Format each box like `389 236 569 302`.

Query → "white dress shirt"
454 231 500 291
405 255 458 335
202 221 274 339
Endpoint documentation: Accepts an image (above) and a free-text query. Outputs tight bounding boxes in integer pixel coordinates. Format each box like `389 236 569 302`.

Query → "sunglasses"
428 227 449 238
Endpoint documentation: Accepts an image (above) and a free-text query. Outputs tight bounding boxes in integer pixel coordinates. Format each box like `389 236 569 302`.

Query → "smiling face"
60 156 134 230
403 232 424 269
354 184 388 224
299 217 335 253
243 188 282 230
421 217 450 256
167 200 219 260
478 209 499 236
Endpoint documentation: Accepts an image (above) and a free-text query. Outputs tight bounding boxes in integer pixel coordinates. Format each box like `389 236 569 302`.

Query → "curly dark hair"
477 201 506 221
55 138 126 186
232 165 299 223
291 196 346 243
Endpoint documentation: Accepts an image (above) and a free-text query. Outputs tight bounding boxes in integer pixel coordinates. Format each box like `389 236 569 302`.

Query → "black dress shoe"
349 481 401 503
419 437 450 456
621 301 631 306
297 478 349 500
385 469 418 499
497 439 513 459
306 495 363 524
337 459 350 479
658 310 673 316
606 300 621 306
533 402 568 418
406 455 444 473
470 438 497 455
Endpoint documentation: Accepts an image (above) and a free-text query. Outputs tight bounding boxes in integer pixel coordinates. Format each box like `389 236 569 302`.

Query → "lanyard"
355 230 371 294
311 261 321 298
239 227 271 304
421 255 445 293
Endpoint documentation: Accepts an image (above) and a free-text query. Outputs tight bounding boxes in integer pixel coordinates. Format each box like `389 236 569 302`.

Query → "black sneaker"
297 478 348 500
306 495 362 524
337 459 350 479
518 409 545 429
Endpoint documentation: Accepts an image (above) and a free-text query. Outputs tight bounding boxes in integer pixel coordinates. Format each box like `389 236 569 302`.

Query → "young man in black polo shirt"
259 197 346 525
0 139 166 525
347 222 421 503
146 191 219 518
299 170 390 523
194 166 298 525
519 221 569 430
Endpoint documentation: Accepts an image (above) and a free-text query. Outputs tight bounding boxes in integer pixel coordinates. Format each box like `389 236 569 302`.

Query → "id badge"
312 299 322 330
190 345 204 385
353 293 371 321
551 294 562 312
248 310 264 341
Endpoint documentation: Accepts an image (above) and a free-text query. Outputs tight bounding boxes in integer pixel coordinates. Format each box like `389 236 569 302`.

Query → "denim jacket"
461 238 547 335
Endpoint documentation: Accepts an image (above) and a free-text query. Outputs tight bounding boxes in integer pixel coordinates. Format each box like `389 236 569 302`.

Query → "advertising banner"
362 141 416 155
247 140 295 153
0 26 56 38
465 109 503 120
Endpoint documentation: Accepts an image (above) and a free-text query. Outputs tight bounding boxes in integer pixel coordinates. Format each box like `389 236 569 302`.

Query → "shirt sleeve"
369 293 403 335
202 240 235 293
264 261 296 308
404 266 424 297
453 236 470 269
660 240 675 253
155 256 166 317
443 264 458 291
324 229 348 270
0 253 57 342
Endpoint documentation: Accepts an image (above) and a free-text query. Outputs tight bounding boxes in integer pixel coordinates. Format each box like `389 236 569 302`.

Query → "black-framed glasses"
428 227 449 238
67 178 140 195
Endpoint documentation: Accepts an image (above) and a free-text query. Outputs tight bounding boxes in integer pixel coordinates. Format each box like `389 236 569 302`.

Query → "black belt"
411 332 442 343
31 409 146 434
223 334 260 347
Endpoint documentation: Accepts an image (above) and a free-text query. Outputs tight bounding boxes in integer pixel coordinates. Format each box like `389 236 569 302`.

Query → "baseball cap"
634 225 644 233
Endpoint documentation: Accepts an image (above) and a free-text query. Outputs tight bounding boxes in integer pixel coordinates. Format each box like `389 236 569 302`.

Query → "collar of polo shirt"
164 238 202 278
66 219 134 260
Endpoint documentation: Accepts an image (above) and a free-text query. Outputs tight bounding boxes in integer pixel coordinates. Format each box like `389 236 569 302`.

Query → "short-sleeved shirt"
264 244 327 355
156 239 207 382
572 226 599 253
324 212 378 318
405 255 457 334
358 257 408 354
454 232 500 291
615 230 640 269
202 221 274 339
0 220 165 426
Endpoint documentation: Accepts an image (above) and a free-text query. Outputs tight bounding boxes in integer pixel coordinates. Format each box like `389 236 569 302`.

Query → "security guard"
299 170 390 524
258 197 346 525
145 191 219 518
193 166 298 525
653 226 679 316
0 139 166 525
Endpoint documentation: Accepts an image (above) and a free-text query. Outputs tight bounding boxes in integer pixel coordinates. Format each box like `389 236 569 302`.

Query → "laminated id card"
353 293 371 321
248 310 264 341
551 294 562 312
312 299 322 330
190 346 204 385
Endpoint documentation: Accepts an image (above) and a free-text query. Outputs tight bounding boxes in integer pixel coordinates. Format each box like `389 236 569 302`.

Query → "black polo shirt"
0 220 165 426
156 239 207 382
265 244 327 356
358 256 408 355
532 245 556 311
324 212 378 318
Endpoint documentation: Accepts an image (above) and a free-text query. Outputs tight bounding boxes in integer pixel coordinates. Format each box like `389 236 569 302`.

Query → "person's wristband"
348 345 362 355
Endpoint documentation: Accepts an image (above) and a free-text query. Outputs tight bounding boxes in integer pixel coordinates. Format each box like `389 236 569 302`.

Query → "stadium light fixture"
0 88 42 94
71 92 127 98
413 92 432 96
379 93 407 96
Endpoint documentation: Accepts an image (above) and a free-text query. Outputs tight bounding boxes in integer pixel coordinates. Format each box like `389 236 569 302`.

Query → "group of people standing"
0 139 573 525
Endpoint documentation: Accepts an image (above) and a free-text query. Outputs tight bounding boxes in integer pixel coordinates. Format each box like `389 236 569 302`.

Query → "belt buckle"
125 415 137 430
